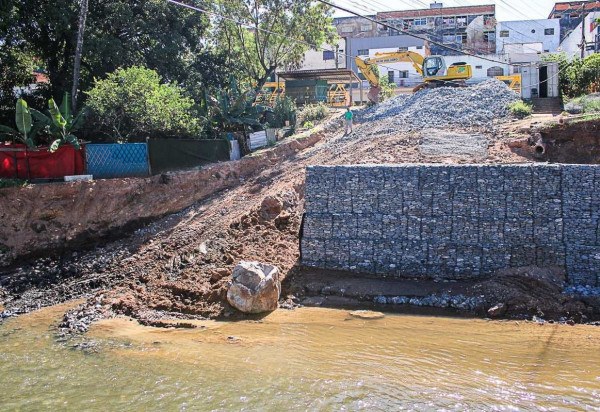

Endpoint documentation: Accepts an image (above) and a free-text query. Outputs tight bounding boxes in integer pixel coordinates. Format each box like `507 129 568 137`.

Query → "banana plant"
31 92 86 152
0 99 39 148
202 77 272 135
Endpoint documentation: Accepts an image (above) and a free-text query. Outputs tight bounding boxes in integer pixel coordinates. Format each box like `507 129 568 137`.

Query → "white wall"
559 12 600 58
496 19 561 54
299 39 347 71
450 54 511 83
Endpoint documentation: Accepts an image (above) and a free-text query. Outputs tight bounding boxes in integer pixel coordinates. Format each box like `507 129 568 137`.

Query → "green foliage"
302 120 314 129
508 100 532 119
543 53 600 97
0 179 28 189
565 94 600 114
379 75 396 102
201 77 272 136
215 0 338 89
299 102 329 123
2 0 224 110
86 66 200 141
0 99 36 148
0 45 36 125
269 96 297 128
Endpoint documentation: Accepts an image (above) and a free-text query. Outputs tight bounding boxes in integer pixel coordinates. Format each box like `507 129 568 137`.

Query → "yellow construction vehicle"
355 51 473 102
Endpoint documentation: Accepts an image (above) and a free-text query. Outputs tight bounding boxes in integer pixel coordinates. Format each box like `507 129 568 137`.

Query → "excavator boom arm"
355 51 425 88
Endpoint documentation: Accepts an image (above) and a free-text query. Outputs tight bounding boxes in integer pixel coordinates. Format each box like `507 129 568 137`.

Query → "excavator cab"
423 56 446 77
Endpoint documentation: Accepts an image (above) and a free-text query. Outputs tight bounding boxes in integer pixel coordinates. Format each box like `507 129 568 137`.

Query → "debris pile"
359 79 519 133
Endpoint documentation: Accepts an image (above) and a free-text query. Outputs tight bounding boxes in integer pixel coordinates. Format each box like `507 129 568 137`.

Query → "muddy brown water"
0 303 599 411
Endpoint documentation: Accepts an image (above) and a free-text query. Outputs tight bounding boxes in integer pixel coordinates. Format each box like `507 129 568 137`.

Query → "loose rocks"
227 261 281 314
359 79 519 133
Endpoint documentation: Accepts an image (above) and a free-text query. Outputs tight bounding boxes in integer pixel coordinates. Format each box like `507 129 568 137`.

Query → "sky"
333 0 560 22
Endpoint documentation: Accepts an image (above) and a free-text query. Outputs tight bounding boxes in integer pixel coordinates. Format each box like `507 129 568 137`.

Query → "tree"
86 66 201 141
71 0 89 111
2 0 223 106
214 0 337 90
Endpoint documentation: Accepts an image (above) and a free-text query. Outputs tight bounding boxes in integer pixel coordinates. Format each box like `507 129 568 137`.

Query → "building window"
322 50 335 61
442 17 455 26
487 66 504 77
484 31 496 42
340 26 353 33
458 33 467 44
357 49 369 56
443 34 456 44
388 71 395 83
544 28 555 35
476 65 483 69
414 18 427 26
360 24 371 32
531 29 536 33
499 30 509 38
456 16 467 27
416 45 423 49
399 70 409 78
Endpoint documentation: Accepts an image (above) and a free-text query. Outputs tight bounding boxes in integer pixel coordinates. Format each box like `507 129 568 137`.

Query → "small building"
548 1 600 41
298 39 347 71
496 19 561 54
558 11 600 57
376 3 497 55
333 15 379 39
520 62 560 99
277 69 363 107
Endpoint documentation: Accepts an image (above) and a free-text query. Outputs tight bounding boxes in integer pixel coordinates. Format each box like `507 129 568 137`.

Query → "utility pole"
581 10 586 58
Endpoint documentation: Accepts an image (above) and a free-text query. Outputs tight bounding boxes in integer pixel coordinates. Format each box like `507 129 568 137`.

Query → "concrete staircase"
531 98 562 114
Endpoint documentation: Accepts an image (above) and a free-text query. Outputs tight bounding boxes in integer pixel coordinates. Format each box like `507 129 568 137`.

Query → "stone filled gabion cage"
301 164 600 287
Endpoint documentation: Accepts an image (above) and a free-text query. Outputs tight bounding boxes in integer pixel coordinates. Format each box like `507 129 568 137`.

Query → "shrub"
86 66 200 141
565 94 600 114
270 95 297 128
302 120 314 129
299 102 328 123
508 100 532 118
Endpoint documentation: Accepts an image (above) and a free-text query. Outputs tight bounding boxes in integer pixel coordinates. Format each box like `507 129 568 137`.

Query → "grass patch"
0 178 28 189
508 100 533 118
565 94 600 114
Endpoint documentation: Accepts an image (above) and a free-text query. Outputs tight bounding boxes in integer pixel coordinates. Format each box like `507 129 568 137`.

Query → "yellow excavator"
355 51 473 102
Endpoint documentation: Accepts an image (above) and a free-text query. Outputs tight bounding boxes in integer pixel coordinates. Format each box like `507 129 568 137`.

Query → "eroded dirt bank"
2 86 600 331
0 128 326 267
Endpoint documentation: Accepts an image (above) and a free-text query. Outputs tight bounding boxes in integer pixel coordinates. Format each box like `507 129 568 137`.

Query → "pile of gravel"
358 79 519 133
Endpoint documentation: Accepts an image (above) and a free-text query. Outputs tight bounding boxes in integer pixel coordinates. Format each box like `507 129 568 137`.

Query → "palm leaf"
60 92 72 123
48 98 67 129
15 99 32 136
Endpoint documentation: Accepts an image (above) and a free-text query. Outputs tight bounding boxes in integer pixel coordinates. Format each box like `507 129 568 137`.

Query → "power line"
168 0 564 89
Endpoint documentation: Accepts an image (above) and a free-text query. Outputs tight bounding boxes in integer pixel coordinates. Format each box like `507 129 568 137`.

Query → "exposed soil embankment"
3 83 600 332
0 129 326 267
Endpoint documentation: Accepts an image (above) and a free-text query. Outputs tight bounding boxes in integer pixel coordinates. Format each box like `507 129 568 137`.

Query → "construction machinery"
355 51 473 102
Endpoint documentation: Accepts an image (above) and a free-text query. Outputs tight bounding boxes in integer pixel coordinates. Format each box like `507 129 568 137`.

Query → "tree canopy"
214 0 337 89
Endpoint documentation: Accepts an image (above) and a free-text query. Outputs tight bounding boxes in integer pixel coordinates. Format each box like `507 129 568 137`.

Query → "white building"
496 19 561 54
298 38 347 71
559 12 600 58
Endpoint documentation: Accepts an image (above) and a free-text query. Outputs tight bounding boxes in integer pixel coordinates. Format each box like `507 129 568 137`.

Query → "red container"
0 143 85 179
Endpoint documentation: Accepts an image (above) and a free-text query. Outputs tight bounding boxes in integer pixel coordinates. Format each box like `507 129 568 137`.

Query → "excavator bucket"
367 86 381 103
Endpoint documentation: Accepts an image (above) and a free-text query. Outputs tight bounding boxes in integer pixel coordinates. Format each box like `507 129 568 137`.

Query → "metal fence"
85 143 150 179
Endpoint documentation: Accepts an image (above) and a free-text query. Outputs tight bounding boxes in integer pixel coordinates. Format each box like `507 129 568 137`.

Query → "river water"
0 303 599 411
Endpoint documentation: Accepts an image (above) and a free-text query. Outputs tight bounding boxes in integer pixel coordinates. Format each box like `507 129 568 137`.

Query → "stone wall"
301 164 600 286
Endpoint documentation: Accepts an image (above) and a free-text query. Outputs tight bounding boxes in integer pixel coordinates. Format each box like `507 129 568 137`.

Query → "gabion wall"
301 164 600 286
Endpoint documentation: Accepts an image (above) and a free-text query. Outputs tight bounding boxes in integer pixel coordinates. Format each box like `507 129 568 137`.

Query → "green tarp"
148 139 230 175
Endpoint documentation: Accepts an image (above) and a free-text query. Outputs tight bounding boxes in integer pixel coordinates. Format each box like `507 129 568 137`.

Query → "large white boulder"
227 261 280 313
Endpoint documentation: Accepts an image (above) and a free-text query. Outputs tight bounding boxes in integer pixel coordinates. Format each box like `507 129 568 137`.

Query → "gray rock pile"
358 79 519 133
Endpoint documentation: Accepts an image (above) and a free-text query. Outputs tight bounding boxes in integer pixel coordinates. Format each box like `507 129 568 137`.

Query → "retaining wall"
301 164 600 286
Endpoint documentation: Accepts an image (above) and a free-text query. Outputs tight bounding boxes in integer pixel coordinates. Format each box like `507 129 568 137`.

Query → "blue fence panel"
85 143 149 178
